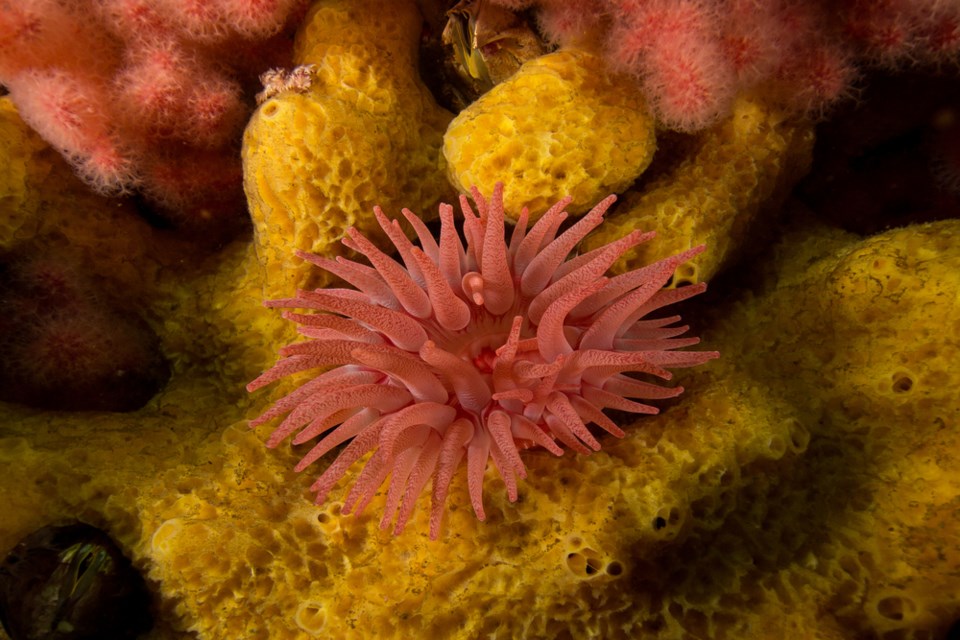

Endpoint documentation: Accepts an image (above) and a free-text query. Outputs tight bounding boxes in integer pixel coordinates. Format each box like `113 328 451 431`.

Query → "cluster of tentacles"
248 184 718 538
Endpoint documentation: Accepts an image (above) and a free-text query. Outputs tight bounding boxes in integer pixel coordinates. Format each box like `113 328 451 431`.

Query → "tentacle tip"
291 433 312 446
592 194 617 216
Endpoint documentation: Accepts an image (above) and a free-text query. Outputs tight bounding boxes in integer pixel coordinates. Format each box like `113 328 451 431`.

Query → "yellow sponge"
242 0 455 298
583 95 814 286
702 218 960 640
2 216 958 639
443 49 657 221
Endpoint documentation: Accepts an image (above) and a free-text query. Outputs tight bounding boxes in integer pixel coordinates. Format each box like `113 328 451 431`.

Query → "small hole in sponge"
784 418 810 453
766 435 787 458
877 595 914 621
891 373 914 393
565 548 604 578
668 261 699 288
261 103 279 117
652 506 682 533
606 561 623 576
295 601 326 633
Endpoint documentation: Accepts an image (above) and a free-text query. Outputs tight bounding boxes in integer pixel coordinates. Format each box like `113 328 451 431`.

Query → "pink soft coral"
0 0 306 236
496 0 959 131
248 185 718 539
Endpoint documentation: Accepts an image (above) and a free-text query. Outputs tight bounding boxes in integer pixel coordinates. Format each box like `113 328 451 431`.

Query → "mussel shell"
0 523 152 640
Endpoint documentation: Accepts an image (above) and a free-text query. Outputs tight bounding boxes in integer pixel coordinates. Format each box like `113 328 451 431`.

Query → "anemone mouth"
424 302 531 365
471 346 498 374
439 320 517 364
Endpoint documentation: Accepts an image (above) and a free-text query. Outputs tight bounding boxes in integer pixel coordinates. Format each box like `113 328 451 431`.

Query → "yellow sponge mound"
700 218 960 639
5 212 958 638
443 49 657 221
242 0 454 297
583 95 814 286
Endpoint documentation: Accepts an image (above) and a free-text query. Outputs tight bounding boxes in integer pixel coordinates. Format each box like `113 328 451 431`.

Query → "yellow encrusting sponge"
443 49 657 221
242 0 455 298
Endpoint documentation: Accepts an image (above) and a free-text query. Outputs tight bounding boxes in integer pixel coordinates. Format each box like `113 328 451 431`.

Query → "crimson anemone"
248 184 718 538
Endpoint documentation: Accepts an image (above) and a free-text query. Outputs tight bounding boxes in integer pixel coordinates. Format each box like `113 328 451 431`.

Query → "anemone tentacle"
248 183 719 538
